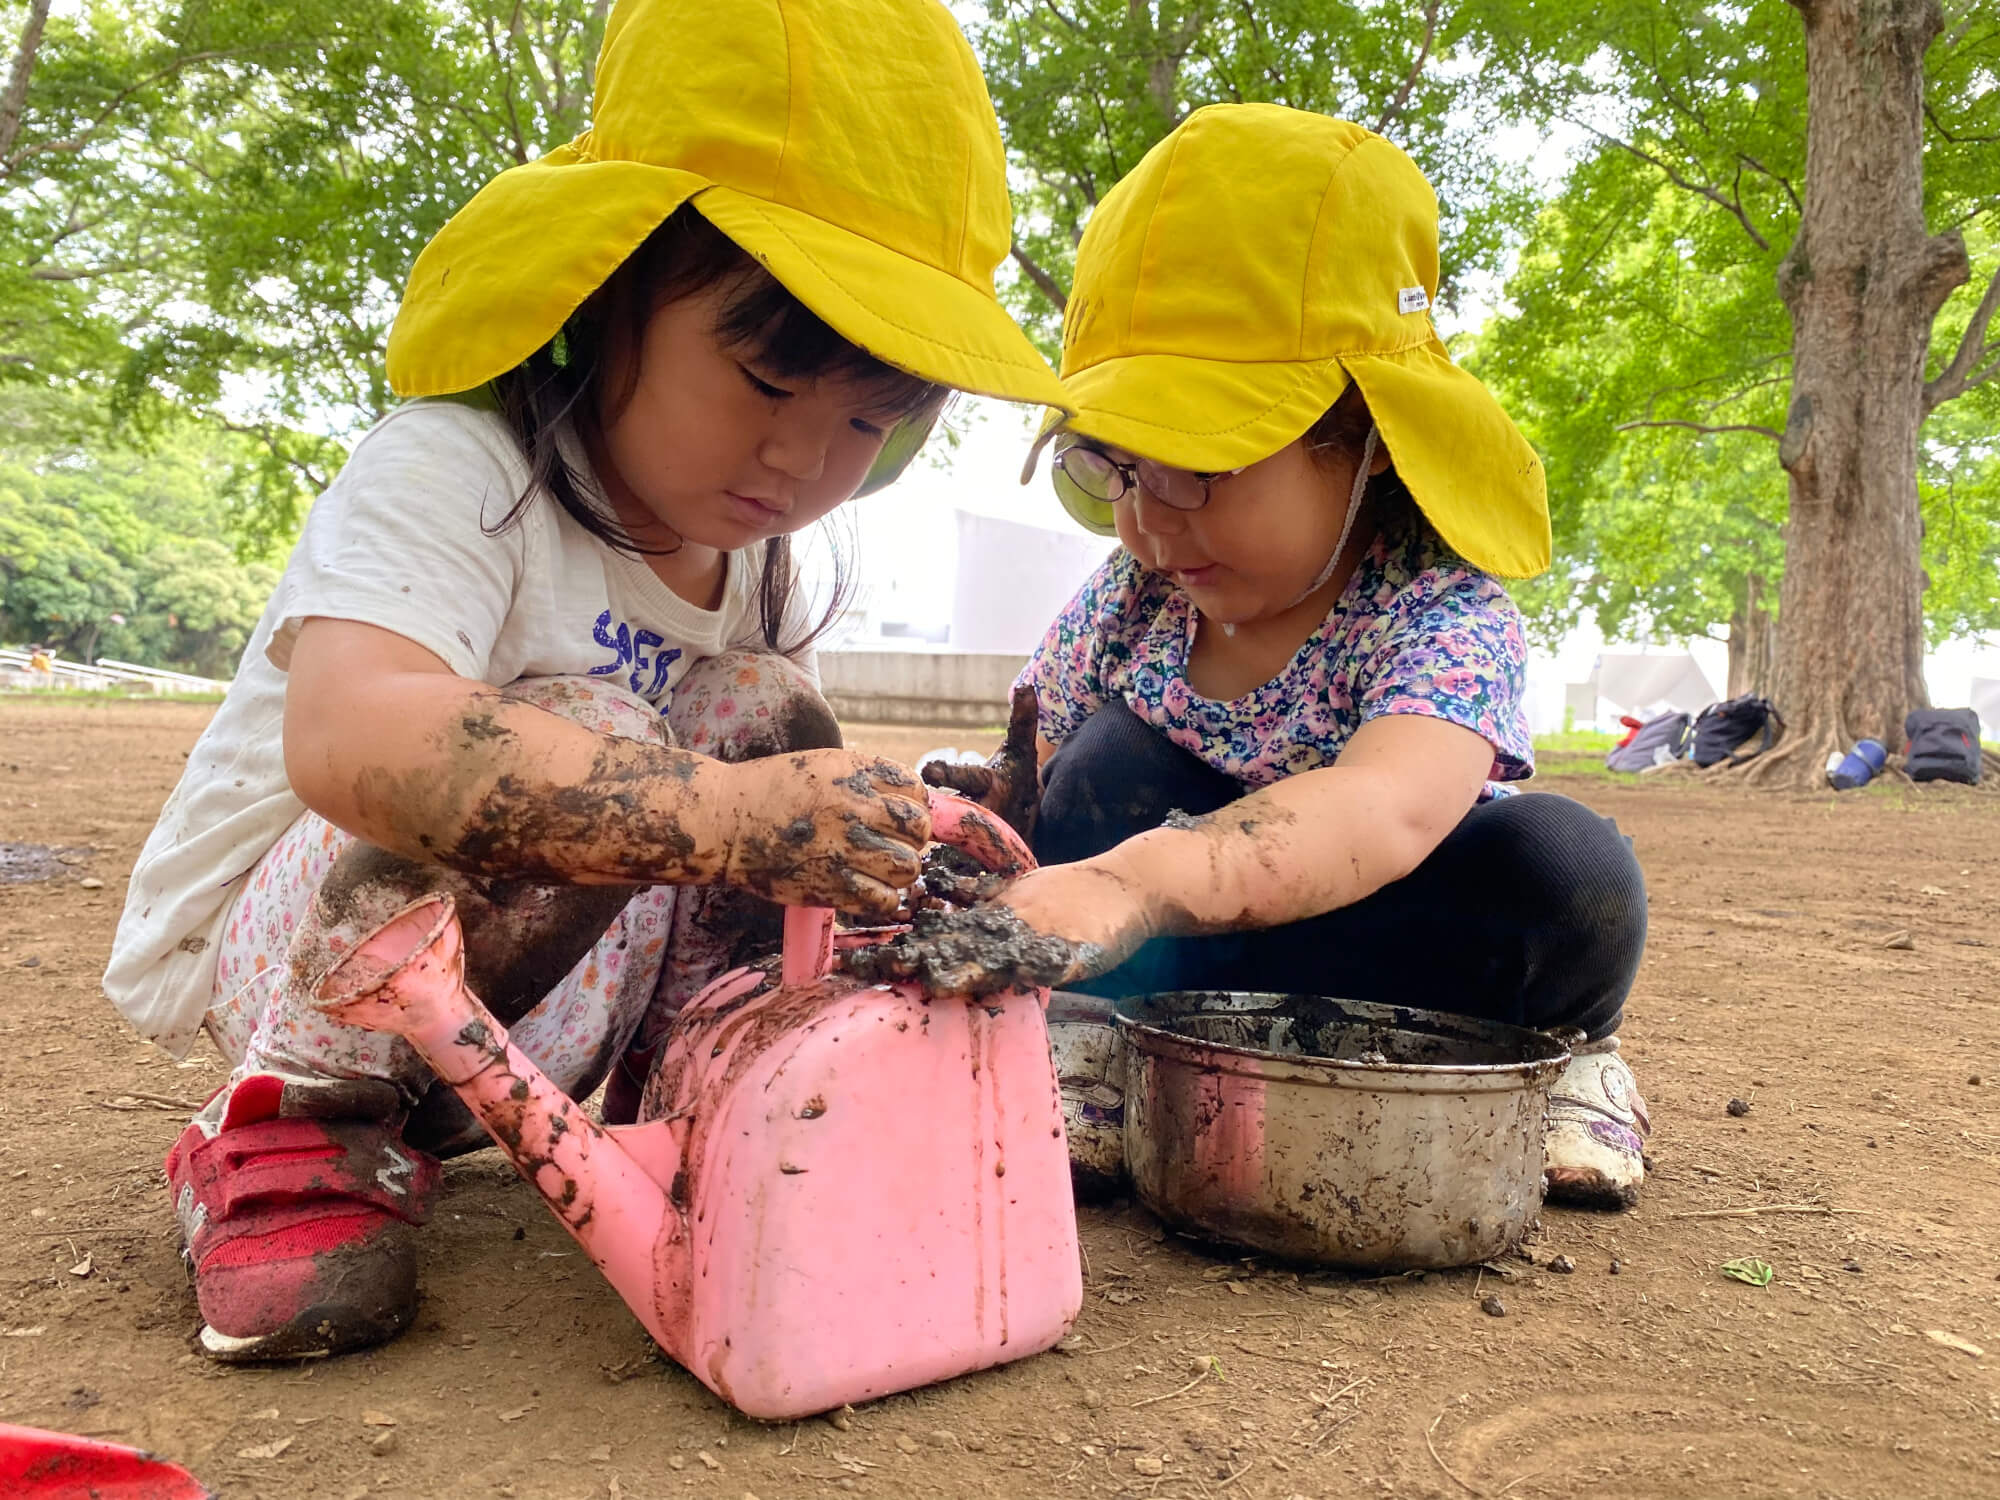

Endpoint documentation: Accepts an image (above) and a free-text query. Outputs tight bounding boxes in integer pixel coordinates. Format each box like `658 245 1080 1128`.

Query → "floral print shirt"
1019 526 1534 799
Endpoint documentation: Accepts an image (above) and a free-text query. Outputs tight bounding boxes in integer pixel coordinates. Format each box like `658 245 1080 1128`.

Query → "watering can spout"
313 895 689 1349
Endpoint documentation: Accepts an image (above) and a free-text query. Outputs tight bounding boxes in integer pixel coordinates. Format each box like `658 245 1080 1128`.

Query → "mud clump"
841 906 1090 997
0 842 89 885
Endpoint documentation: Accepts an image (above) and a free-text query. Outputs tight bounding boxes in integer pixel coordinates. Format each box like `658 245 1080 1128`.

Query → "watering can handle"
779 787 1037 984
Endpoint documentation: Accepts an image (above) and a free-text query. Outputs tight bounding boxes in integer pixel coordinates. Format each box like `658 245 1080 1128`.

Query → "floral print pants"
204 651 831 1105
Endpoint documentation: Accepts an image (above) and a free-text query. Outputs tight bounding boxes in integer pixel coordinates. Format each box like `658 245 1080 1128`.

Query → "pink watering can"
314 790 1082 1420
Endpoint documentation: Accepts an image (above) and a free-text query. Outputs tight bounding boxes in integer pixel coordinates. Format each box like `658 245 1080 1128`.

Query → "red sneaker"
166 1075 440 1361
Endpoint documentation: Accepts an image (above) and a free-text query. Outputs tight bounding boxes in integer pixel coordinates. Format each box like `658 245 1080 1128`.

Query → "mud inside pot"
1121 992 1573 1073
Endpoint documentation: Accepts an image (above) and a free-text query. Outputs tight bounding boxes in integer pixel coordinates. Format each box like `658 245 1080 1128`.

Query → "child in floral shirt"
921 106 1652 1207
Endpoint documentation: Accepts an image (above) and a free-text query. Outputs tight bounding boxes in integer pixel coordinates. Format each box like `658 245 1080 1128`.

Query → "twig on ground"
1667 1203 1869 1220
1216 1456 1257 1488
86 1090 205 1111
1425 1411 1483 1497
1305 1411 1358 1452
1497 1463 1554 1495
1131 1362 1215 1408
1076 1334 1142 1355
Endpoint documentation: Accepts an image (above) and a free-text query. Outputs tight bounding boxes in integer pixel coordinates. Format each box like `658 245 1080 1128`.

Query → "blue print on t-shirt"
587 610 682 699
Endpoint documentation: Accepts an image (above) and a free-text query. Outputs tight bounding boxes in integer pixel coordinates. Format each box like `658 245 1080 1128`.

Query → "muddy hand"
921 684 1041 841
845 861 1152 997
719 750 931 919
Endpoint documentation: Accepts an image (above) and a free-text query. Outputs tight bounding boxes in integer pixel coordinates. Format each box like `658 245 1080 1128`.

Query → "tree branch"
0 0 50 161
1614 418 1783 441
6 45 290 172
507 1 557 126
29 258 156 281
1011 242 1068 312
1375 0 1440 134
1924 263 2000 413
1569 118 1771 253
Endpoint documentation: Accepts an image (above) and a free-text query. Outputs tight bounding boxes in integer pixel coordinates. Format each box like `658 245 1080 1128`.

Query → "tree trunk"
1759 0 1968 787
1726 573 1777 698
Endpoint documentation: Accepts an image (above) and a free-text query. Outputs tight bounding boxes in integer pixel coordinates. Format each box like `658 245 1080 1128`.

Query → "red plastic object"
0 1423 213 1499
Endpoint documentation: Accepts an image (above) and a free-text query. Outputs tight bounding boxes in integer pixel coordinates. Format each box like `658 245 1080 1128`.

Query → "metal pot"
1117 992 1575 1270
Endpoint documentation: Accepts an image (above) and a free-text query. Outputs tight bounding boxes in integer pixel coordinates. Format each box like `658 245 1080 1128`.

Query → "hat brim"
388 149 706 398
388 154 1068 411
695 188 1067 409
1343 338 1549 579
1023 340 1549 578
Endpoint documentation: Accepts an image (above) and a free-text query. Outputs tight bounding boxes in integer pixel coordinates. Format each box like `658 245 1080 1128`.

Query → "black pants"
1033 706 1646 1041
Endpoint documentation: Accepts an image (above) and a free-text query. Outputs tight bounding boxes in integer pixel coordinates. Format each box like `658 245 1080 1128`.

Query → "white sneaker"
1545 1036 1650 1208
1047 992 1126 1196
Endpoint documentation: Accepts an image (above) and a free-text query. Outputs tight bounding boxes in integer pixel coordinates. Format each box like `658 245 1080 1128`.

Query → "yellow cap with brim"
1025 106 1548 580
386 0 1068 415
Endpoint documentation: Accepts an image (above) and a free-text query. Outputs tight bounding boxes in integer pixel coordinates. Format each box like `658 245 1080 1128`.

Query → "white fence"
0 649 228 695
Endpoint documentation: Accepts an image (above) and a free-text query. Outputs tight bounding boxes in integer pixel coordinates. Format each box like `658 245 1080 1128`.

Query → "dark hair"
485 203 949 656
1305 383 1421 540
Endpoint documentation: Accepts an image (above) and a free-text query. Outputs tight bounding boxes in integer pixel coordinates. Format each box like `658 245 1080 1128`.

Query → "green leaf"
1720 1257 1775 1287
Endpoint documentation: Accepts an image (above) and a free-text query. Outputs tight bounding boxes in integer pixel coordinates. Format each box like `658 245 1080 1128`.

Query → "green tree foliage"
1475 0 2000 658
3 0 607 530
968 0 1538 354
0 390 280 674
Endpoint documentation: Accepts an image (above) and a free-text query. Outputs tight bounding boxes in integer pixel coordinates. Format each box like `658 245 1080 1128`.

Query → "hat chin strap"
1220 425 1378 636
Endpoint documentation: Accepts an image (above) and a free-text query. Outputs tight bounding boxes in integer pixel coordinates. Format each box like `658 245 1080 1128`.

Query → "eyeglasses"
1051 442 1242 514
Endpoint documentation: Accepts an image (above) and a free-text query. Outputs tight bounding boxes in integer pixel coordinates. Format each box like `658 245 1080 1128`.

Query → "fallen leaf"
1926 1329 1985 1358
247 1408 280 1422
235 1437 294 1460
1881 931 1916 951
1223 1280 1250 1296
1102 1288 1144 1305
360 1411 396 1427
499 1406 535 1422
1720 1257 1775 1286
67 1254 92 1278
1134 1456 1166 1476
1919 885 1948 896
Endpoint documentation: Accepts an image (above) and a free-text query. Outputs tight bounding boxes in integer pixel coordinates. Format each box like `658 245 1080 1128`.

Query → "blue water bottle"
1828 738 1887 791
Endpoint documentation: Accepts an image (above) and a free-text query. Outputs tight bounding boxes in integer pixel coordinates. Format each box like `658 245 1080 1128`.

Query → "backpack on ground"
1605 711 1693 772
1904 707 1982 785
1691 695 1784 767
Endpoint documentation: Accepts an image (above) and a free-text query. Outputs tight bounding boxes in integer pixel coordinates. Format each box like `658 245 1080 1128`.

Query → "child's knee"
668 650 842 760
501 675 669 746
1485 794 1647 959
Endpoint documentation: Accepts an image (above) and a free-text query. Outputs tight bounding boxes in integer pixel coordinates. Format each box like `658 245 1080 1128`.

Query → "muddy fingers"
719 750 932 916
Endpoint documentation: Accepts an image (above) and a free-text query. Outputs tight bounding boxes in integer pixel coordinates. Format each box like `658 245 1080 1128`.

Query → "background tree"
0 388 281 673
1479 0 2000 781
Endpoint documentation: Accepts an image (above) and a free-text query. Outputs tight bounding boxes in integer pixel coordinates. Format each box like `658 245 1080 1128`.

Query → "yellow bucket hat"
1029 104 1549 580
385 0 1066 415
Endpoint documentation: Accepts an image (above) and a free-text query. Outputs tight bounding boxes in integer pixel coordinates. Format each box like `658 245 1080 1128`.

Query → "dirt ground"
2 697 1997 1500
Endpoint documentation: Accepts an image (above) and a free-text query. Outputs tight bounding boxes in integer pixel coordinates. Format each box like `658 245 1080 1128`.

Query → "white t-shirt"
104 399 813 1055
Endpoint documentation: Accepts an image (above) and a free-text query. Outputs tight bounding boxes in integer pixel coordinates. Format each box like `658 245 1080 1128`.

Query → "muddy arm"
284 620 926 915
1086 713 1495 934
858 715 1495 992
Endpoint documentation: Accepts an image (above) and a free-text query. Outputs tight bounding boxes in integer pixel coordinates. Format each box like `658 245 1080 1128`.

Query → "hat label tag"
1397 286 1430 314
